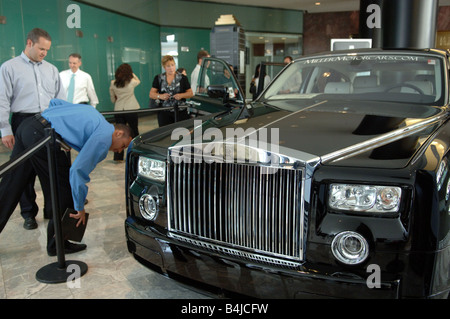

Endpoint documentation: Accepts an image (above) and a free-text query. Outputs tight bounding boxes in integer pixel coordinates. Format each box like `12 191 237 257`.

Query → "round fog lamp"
139 194 159 221
331 231 369 265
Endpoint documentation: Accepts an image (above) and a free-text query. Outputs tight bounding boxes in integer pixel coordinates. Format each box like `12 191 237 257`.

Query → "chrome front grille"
167 160 305 266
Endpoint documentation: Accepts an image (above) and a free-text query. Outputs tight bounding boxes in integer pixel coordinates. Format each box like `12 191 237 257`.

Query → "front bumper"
125 216 401 299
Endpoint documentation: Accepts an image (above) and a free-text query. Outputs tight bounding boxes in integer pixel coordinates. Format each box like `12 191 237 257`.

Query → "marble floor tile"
0 114 209 299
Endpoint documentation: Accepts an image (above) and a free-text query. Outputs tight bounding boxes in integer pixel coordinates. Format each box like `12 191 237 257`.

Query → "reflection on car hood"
138 99 446 169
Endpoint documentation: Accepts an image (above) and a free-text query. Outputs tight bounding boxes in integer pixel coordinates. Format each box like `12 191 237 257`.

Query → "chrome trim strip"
170 142 319 169
169 233 302 269
321 112 447 164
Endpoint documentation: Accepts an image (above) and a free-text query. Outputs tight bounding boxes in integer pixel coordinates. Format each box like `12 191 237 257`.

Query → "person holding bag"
149 55 193 127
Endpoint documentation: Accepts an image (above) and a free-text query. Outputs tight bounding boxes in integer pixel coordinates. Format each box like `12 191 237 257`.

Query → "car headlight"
138 157 166 182
329 184 401 213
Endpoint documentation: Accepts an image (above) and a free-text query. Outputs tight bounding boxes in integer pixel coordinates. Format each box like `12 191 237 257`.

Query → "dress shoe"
47 241 87 256
23 217 38 230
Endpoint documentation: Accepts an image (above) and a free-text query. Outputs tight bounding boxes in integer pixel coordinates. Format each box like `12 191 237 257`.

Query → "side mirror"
207 85 229 100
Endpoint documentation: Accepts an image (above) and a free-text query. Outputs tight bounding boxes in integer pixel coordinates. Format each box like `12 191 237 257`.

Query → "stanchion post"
46 128 66 269
36 128 88 284
174 104 179 123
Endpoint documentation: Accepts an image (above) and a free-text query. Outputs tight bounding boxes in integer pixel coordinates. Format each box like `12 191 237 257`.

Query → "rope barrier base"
35 260 88 284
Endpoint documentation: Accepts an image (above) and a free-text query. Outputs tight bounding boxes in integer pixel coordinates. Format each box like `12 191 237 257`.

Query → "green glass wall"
160 27 211 75
0 0 161 112
0 0 303 112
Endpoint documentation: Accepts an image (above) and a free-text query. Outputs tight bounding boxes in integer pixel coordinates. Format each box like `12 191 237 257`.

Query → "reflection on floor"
0 114 208 299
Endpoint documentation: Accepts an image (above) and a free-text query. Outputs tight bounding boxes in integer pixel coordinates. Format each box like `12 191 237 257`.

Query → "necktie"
67 73 75 103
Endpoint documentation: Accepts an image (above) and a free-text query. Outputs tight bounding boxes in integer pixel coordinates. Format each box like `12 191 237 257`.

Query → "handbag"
149 98 161 109
149 74 162 109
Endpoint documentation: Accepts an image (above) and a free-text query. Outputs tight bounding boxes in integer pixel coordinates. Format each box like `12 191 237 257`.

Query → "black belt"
34 114 51 128
12 112 39 118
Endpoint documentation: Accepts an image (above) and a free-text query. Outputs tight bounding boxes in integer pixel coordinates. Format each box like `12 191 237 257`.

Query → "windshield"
261 52 446 106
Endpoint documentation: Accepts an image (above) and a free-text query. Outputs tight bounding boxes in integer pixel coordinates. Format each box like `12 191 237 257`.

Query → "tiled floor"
0 114 208 299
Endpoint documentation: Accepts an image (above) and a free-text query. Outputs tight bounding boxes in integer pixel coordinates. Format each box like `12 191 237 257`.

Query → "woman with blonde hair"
149 55 193 127
109 63 140 161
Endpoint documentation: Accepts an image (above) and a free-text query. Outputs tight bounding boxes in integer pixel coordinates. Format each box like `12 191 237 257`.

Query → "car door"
187 57 245 116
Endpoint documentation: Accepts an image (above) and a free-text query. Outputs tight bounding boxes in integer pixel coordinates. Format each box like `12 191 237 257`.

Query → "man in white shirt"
190 50 210 94
59 53 99 108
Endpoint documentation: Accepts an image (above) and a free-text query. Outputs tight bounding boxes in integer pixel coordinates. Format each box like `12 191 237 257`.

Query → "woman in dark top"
149 55 193 127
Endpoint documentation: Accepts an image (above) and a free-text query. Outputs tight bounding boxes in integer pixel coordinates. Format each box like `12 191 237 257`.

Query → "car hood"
137 99 446 169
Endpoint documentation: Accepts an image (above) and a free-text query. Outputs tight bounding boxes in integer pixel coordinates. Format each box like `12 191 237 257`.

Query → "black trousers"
11 112 48 219
0 116 73 251
157 109 189 127
114 113 139 161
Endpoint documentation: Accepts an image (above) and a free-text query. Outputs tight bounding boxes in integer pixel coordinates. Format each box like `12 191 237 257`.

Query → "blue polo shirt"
42 99 114 211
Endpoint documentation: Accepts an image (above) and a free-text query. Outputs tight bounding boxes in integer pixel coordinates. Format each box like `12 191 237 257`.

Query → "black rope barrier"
99 104 188 116
100 104 191 124
0 135 51 178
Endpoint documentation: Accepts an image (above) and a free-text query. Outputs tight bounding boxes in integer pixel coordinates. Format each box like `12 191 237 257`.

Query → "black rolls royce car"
125 49 450 299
